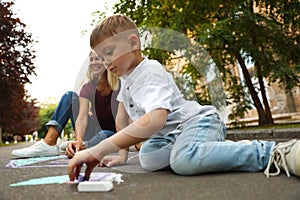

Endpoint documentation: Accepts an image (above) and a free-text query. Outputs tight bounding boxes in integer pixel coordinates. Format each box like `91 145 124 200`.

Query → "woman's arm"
75 97 90 142
66 97 90 156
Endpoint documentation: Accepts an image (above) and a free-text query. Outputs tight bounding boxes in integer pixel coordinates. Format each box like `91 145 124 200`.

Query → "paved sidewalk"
1 137 300 200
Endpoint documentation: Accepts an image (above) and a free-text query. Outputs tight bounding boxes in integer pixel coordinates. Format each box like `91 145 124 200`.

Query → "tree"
113 0 300 126
38 103 73 139
0 1 39 142
38 103 57 139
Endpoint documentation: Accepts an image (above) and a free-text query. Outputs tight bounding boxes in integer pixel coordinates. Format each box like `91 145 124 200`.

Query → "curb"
226 128 300 141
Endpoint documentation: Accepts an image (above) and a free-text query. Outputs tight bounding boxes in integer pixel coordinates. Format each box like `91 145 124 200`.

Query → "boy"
68 14 300 181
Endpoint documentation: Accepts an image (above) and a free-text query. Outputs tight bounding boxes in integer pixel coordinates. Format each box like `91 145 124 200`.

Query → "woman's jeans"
46 91 114 148
139 113 276 175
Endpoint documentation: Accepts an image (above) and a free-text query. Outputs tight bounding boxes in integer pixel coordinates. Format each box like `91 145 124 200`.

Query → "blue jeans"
139 113 276 175
46 91 114 147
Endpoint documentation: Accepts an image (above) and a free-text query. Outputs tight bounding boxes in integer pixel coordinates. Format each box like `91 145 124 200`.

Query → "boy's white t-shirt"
117 57 218 136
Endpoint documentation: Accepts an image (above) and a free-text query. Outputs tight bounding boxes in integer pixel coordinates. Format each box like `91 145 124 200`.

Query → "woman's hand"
67 149 101 181
99 155 126 167
65 141 85 158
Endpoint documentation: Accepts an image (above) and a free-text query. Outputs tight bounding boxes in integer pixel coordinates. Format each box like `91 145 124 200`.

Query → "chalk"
65 174 85 184
65 180 79 185
78 181 113 192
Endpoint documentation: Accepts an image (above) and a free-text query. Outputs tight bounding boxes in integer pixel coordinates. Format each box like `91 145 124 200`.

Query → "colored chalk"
78 181 113 192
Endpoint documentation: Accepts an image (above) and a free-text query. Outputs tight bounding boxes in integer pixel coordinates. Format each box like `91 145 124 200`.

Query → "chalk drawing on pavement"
10 172 123 186
6 155 68 168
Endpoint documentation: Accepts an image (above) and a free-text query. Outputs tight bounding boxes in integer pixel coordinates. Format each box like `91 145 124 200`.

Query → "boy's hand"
68 139 121 181
67 149 100 181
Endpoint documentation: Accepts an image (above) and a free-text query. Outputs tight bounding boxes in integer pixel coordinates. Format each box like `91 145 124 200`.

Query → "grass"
227 122 300 131
0 142 17 147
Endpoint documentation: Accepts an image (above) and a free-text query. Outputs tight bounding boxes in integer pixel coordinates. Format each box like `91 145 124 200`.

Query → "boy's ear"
128 34 140 49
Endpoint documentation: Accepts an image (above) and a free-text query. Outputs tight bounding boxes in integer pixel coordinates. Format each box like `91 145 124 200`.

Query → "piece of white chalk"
77 181 113 192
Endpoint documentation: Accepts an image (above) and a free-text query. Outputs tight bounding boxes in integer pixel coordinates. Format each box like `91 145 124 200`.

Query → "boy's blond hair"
90 14 140 49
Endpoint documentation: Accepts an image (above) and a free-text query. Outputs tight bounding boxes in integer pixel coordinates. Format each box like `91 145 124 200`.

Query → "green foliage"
37 103 73 139
0 1 39 138
184 63 211 104
81 10 107 36
38 104 57 138
88 0 300 126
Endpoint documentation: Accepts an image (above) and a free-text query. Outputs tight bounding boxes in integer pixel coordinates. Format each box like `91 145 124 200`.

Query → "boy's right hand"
68 149 100 181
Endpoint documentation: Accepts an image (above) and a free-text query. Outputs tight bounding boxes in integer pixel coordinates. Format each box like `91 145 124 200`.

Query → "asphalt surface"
1 130 300 200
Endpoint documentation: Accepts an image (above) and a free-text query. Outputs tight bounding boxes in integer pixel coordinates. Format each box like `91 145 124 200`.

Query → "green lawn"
228 122 300 131
0 143 16 147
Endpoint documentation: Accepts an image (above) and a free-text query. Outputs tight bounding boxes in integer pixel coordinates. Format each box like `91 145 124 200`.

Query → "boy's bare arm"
115 103 130 162
110 108 168 149
116 103 130 131
87 108 168 163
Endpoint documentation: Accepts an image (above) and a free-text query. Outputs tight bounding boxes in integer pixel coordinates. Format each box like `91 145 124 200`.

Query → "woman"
11 51 119 158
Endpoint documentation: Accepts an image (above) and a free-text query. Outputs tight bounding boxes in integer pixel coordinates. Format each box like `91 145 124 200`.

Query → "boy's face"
93 34 139 77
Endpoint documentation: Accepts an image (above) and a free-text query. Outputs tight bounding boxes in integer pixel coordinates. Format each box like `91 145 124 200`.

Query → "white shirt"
117 57 218 136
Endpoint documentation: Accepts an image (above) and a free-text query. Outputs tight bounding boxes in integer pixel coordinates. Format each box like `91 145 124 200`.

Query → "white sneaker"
11 141 59 158
264 139 300 178
58 141 70 153
58 141 86 153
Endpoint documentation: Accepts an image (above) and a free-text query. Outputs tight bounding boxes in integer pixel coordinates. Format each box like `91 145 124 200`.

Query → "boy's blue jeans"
45 91 114 148
139 113 275 175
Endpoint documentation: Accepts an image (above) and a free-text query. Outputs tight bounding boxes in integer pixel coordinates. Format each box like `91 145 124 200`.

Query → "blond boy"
68 14 300 181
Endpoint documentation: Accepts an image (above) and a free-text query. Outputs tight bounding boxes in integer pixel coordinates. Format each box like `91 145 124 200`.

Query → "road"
1 140 300 200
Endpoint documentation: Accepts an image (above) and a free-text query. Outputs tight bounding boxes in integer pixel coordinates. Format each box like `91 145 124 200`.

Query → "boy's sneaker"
264 139 300 178
11 141 59 158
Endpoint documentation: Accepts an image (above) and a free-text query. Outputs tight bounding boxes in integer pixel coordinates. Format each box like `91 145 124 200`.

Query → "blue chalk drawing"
10 172 123 186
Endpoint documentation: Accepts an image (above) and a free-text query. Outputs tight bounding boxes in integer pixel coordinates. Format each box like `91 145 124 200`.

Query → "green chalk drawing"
10 175 69 186
10 172 124 187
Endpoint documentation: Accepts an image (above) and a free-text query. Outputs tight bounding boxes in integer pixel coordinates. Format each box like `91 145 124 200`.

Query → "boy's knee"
139 142 171 171
139 152 157 171
170 155 194 175
139 151 170 171
170 151 206 175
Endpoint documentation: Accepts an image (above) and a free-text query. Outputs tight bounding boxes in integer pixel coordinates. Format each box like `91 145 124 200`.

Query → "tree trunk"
256 62 274 124
285 89 297 113
0 126 2 144
241 3 274 126
235 51 272 126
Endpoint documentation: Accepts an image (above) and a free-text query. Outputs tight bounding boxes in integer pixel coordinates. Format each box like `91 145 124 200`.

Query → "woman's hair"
86 52 119 91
